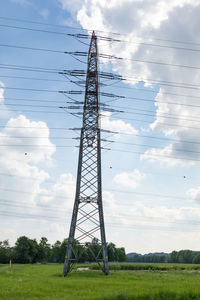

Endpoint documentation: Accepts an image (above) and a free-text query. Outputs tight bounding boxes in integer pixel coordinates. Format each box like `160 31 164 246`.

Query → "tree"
38 237 51 262
14 236 39 263
170 251 178 263
84 239 101 262
107 243 117 262
0 240 11 263
177 250 193 264
116 247 126 262
51 240 62 263
192 253 200 264
0 235 128 264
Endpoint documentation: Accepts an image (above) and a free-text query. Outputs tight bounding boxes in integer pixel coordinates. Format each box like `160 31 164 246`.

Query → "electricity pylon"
63 31 109 276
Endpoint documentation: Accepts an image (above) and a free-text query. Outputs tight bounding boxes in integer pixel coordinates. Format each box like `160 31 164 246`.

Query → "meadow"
0 263 200 300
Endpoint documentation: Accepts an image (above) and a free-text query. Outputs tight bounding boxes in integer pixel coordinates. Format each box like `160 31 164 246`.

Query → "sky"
1 0 200 254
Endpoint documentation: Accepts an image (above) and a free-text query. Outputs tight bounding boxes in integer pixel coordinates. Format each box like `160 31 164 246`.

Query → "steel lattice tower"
63 31 109 277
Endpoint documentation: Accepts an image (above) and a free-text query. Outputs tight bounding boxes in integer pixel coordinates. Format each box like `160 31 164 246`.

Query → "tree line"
127 250 200 264
2 237 199 265
0 236 126 264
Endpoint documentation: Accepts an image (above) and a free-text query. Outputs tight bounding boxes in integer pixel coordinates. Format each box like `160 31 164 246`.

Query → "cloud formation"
0 82 4 104
113 169 146 189
101 111 138 135
0 114 75 219
59 0 200 166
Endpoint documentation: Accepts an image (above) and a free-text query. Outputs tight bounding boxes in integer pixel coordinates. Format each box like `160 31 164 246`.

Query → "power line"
3 91 200 113
4 84 200 110
103 82 200 101
1 124 200 145
3 98 200 133
2 132 200 147
113 141 200 156
0 186 188 201
5 100 200 128
2 62 200 101
0 172 58 184
107 147 200 162
2 86 61 93
107 38 200 53
0 125 72 130
2 103 200 130
0 141 199 162
0 133 199 162
124 95 200 109
0 201 193 227
112 104 200 121
3 97 68 104
121 77 200 90
109 76 200 90
0 169 192 184
1 16 200 48
106 189 187 200
0 194 195 223
4 90 200 110
109 115 200 131
0 136 73 140
1 209 198 232
1 43 200 71
0 16 87 32
0 74 70 83
0 138 200 156
0 62 61 72
4 102 200 124
2 62 200 91
0 144 75 148
0 210 63 221
0 43 64 54
107 56 200 71
2 23 200 53
0 23 76 37
115 108 200 124
0 187 68 199
0 108 69 114
0 207 199 233
0 198 69 214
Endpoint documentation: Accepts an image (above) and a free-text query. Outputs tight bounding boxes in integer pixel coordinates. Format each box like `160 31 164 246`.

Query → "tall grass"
89 262 200 271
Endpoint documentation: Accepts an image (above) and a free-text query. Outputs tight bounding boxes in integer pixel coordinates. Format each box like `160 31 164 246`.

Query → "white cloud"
102 189 200 252
0 82 4 104
141 143 194 166
40 173 75 208
0 81 10 118
0 115 56 207
113 169 146 189
141 126 200 166
0 113 76 243
58 0 83 14
101 111 138 135
40 9 49 19
187 187 200 202
0 114 56 164
59 0 200 166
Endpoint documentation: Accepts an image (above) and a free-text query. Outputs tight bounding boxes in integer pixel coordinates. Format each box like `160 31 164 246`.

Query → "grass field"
1 263 200 300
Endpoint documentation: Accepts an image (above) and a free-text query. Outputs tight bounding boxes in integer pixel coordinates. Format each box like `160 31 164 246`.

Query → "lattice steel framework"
63 31 109 276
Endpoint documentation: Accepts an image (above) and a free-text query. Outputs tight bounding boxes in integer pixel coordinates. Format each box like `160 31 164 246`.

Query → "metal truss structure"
63 31 109 277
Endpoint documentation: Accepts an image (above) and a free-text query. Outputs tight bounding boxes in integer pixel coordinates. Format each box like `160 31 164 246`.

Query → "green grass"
90 262 200 271
1 263 200 299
